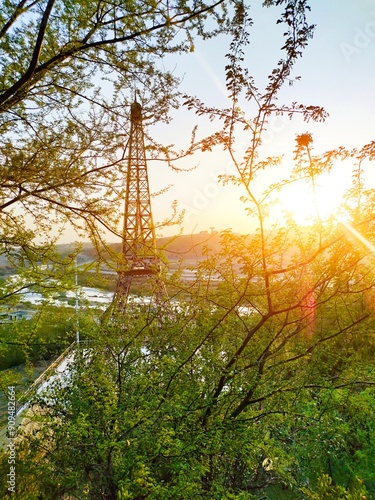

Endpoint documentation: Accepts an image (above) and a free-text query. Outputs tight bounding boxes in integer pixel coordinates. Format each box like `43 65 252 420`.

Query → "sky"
49 1 375 243
141 0 375 238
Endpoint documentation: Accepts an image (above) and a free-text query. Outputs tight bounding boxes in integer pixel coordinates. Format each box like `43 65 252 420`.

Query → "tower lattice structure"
114 101 166 312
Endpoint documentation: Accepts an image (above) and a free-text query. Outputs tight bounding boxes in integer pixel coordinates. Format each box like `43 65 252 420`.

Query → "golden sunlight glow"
340 220 375 255
276 171 346 226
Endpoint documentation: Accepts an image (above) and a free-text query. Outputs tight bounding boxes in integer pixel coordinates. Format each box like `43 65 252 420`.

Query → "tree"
0 0 230 302
3 1 375 498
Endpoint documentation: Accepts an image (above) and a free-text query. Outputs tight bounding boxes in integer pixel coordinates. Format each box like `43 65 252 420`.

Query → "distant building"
0 310 34 323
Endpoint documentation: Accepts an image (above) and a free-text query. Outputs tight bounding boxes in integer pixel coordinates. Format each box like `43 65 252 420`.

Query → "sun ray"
340 220 375 255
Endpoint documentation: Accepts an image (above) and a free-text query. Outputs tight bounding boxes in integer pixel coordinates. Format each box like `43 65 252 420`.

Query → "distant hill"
0 226 319 277
71 231 224 264
157 231 222 261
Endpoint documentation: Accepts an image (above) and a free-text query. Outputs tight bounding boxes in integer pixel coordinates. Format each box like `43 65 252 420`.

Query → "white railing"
16 341 79 417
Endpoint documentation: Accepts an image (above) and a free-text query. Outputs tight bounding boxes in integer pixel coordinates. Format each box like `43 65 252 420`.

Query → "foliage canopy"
0 1 374 498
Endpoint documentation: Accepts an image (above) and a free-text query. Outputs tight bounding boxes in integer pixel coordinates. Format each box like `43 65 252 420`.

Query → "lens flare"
340 220 375 254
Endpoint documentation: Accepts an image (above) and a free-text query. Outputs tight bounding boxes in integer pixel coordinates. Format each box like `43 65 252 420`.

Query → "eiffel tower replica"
112 100 167 313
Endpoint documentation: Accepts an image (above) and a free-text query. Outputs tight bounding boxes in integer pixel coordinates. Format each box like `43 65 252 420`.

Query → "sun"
275 171 346 226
